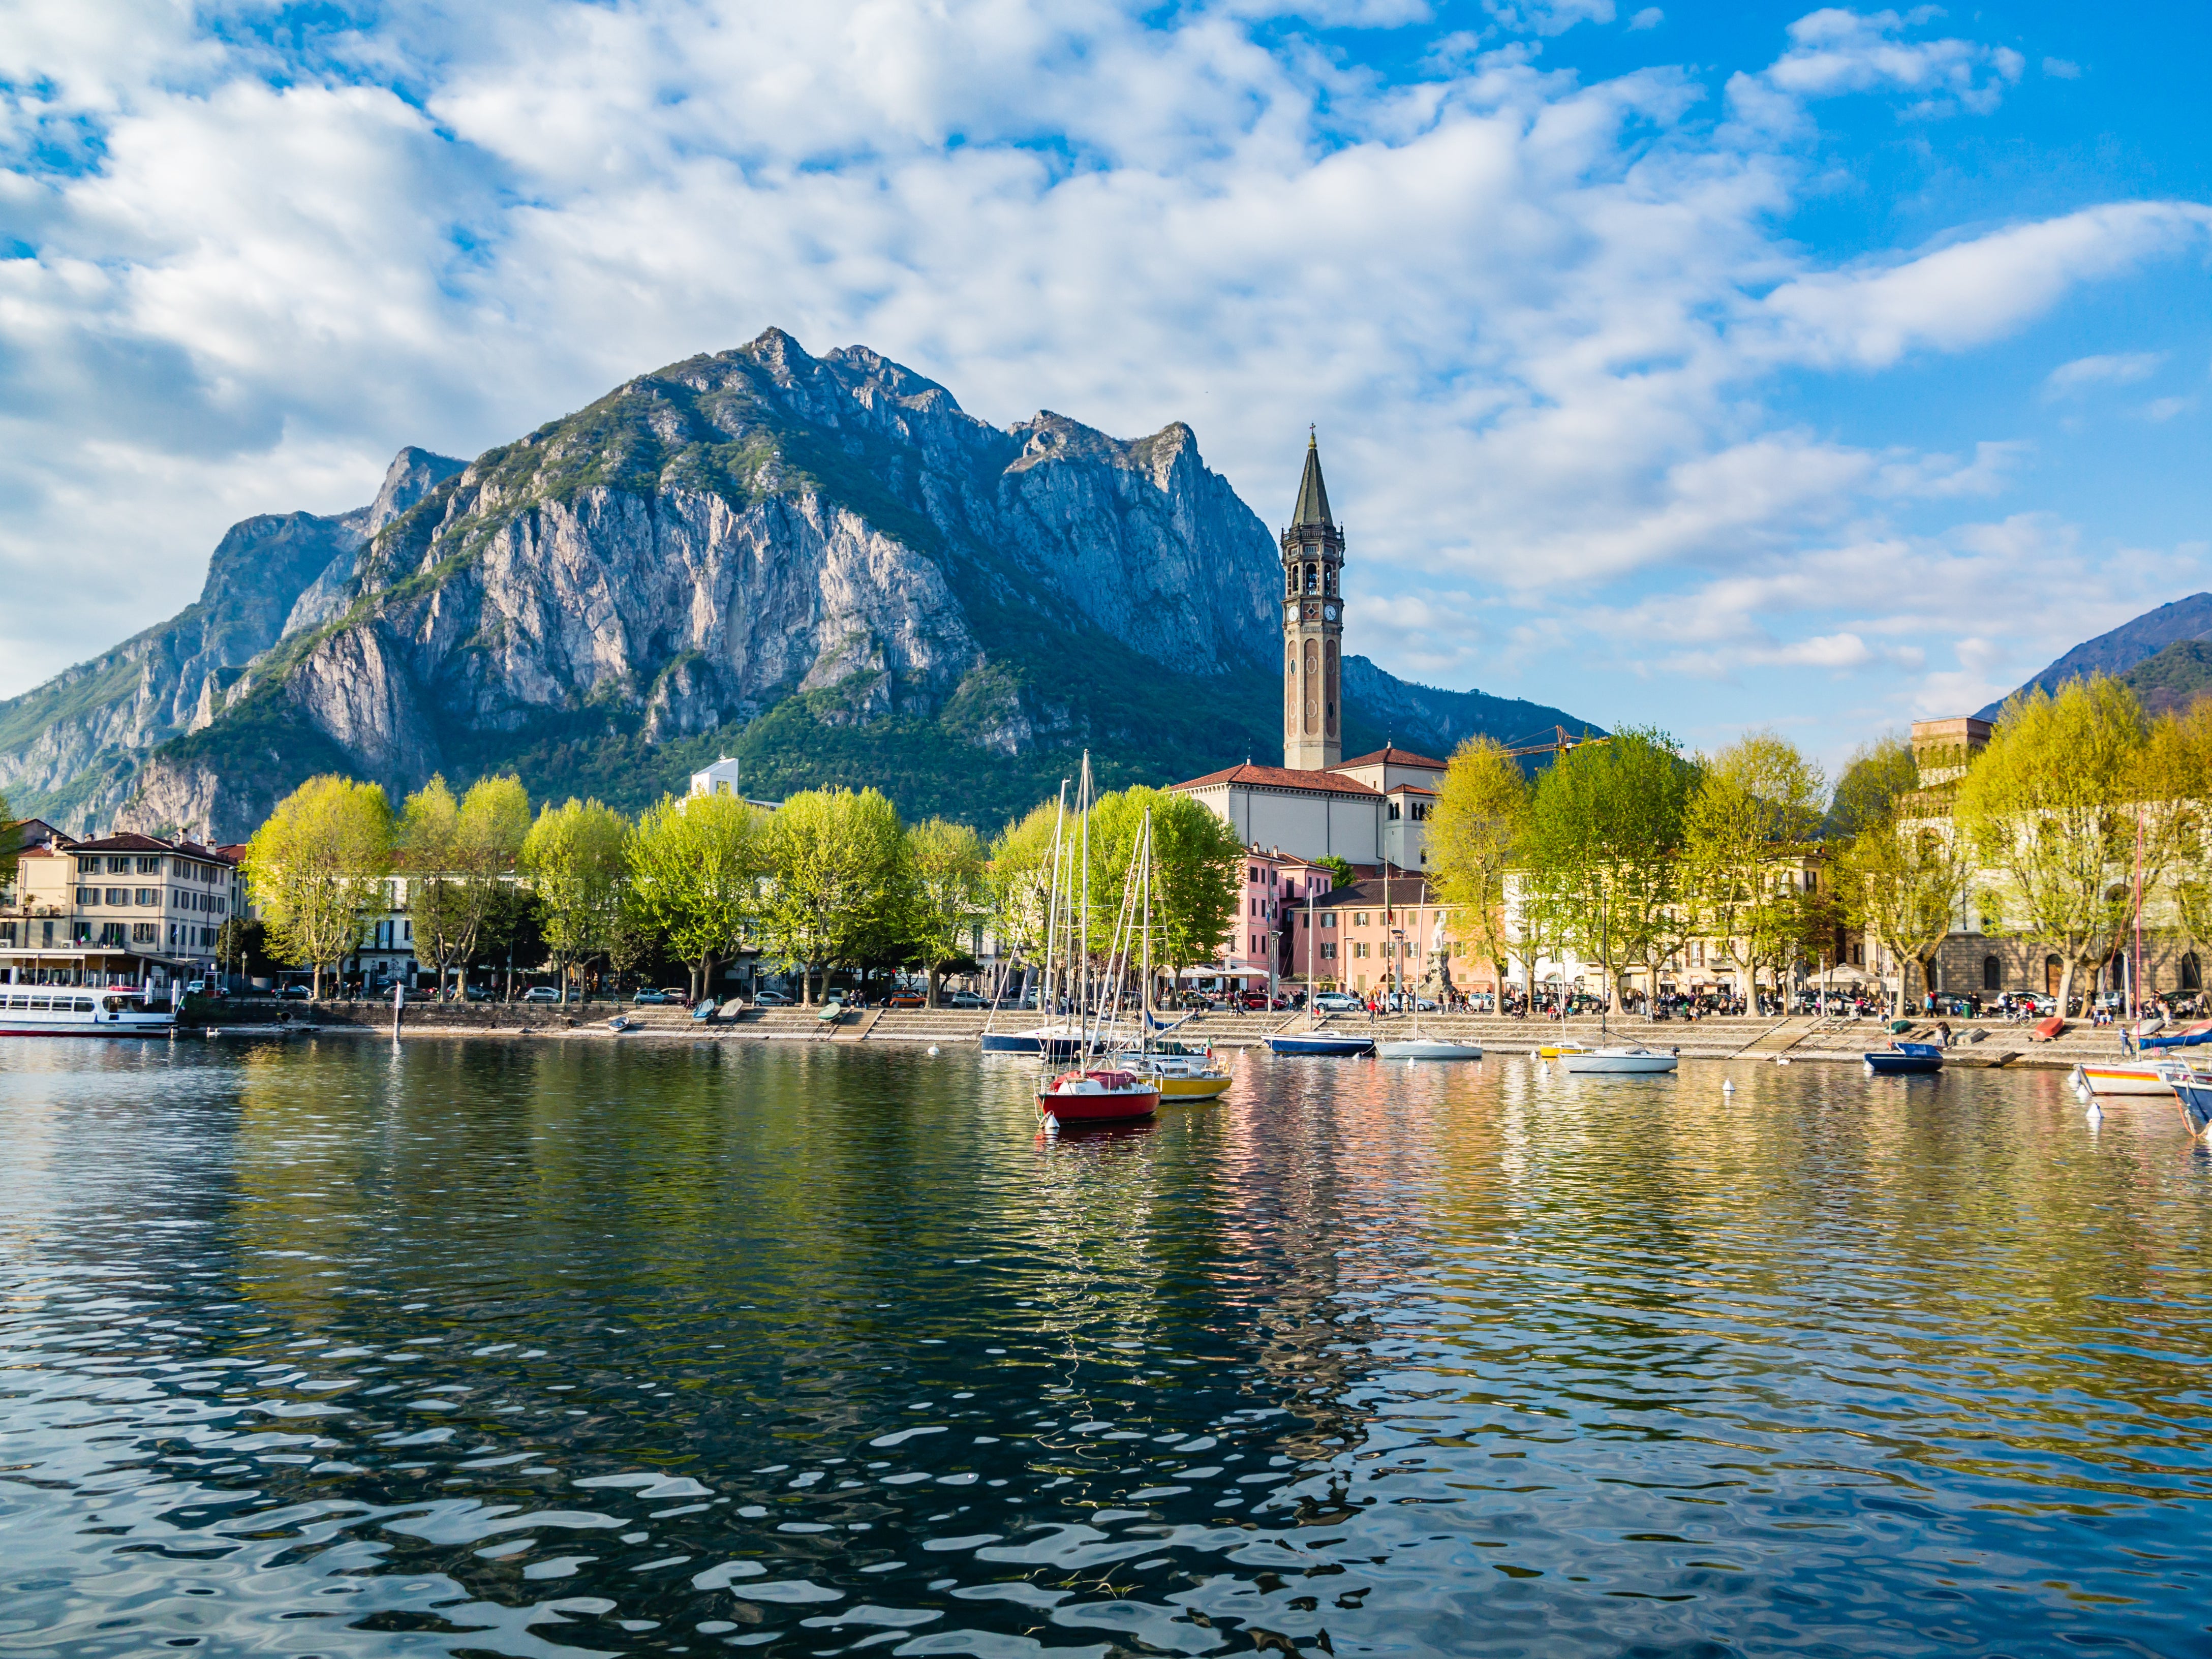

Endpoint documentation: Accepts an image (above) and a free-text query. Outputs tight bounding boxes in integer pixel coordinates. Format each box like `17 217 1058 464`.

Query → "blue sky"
3 1 2208 771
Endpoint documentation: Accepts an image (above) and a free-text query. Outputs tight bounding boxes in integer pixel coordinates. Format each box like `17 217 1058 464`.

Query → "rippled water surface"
4 1037 2211 1657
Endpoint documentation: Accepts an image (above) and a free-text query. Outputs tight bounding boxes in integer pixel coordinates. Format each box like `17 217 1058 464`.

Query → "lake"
1 1037 2207 1657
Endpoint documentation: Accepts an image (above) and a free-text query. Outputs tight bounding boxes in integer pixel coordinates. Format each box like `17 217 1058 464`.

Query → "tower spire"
1292 429 1334 530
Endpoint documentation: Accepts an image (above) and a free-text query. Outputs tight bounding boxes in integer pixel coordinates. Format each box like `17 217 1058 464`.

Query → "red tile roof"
1172 763 1380 796
1340 746 1448 770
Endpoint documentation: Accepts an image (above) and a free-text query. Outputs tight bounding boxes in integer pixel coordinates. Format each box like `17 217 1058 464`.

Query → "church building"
1171 436 1445 872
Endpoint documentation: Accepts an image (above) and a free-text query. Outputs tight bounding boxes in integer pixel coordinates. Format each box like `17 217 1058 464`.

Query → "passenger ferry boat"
0 986 176 1037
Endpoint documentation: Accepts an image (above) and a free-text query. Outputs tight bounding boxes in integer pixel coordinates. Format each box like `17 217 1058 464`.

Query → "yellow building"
1 831 242 991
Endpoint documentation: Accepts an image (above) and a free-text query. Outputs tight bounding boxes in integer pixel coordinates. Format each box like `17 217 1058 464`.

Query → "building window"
77 856 99 876
1320 942 1336 960
105 887 128 906
106 856 128 875
1322 913 1336 929
136 857 161 875
1982 955 2001 991
1355 912 1369 927
1249 868 1259 883
1354 942 1369 959
2045 955 2062 995
134 887 156 906
78 887 99 906
2186 953 2203 992
132 922 158 943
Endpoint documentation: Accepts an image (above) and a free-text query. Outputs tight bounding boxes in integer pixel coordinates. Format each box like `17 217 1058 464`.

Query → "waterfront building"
0 831 241 990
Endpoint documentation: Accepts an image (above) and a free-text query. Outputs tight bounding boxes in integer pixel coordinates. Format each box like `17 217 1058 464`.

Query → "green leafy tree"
1520 727 1697 1008
396 774 531 999
0 788 17 898
988 797 1064 999
905 818 988 1006
521 798 630 1005
1684 731 1827 1009
1825 735 1920 839
761 788 907 1004
2148 698 2212 953
1086 786 1243 985
1956 677 2162 1019
626 792 770 1001
243 775 394 999
1430 737 1530 997
1833 815 1971 1018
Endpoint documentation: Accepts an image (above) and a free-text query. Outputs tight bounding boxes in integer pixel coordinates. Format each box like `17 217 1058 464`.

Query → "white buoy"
1775 1057 1791 1066
1722 1079 1735 1093
927 1045 940 1056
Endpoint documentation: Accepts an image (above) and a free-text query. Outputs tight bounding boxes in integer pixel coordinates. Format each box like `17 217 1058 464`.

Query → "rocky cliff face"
7 329 1590 841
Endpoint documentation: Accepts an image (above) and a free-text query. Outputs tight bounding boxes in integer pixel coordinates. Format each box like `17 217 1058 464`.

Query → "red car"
888 992 925 1009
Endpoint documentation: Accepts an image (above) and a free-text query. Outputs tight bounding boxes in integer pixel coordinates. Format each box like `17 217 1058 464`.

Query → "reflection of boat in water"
1864 1041 1943 1076
1270 1028 1375 1057
1560 1044 1678 1075
1 986 175 1037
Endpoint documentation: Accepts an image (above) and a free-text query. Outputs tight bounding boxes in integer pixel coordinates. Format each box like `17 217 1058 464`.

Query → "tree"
1520 728 1697 1008
395 774 529 999
626 792 769 1002
1086 786 1243 986
1429 738 1529 998
0 788 17 897
1314 854 1356 890
988 798 1064 1000
761 788 907 1004
1832 814 1971 1018
905 818 988 1007
242 775 394 999
1826 735 1919 839
1956 677 2162 1019
521 798 630 1004
2148 697 2212 953
1684 732 1827 1011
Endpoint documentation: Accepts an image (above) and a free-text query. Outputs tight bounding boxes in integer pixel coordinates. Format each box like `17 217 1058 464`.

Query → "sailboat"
1106 810 1234 1102
1552 885 1676 1075
982 778 1094 1060
1374 862 1482 1062
1270 876 1374 1056
1036 755 1159 1127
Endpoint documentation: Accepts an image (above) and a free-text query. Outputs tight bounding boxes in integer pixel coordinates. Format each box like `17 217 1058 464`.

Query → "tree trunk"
2057 959 2077 1022
927 965 941 1009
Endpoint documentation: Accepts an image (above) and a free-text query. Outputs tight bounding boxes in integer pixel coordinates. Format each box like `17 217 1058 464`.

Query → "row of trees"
1429 678 2212 1017
240 770 1249 1005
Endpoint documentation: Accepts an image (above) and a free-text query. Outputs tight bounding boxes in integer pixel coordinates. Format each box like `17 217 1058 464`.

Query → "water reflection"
1 1038 2209 1655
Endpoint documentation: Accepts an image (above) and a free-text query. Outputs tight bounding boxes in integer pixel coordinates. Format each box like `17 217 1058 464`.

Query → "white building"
1171 747 1445 872
687 756 781 810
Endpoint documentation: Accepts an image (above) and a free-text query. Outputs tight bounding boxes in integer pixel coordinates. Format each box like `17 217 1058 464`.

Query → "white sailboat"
1374 862 1481 1061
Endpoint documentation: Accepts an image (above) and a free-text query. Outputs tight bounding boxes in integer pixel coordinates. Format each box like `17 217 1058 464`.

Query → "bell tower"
1281 432 1344 771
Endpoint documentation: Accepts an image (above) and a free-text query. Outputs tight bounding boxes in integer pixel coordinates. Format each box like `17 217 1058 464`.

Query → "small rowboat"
1865 1041 1943 1075
1269 1029 1375 1057
1559 1045 1677 1075
1038 1067 1160 1126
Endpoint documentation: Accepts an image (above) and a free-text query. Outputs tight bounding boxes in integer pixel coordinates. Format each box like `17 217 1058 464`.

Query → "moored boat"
982 1023 1097 1060
2070 1062 2173 1096
1270 1028 1375 1057
1113 1042 1233 1100
1037 1067 1160 1125
1538 1041 1588 1059
0 986 176 1037
1865 1041 1944 1076
2158 1062 2212 1137
1559 1044 1677 1075
1379 1037 1483 1061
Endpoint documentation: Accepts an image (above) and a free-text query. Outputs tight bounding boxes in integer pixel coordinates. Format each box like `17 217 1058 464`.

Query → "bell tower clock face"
1324 604 1338 621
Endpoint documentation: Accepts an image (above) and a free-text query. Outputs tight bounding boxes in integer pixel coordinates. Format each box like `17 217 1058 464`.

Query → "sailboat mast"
1079 752 1093 1053
1141 811 1154 1060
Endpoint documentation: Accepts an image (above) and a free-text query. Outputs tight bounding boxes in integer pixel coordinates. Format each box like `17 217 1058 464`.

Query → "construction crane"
1497 725 1611 761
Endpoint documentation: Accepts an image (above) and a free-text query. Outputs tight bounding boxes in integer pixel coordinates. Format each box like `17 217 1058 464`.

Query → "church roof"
1173 762 1379 797
1340 746 1447 771
1292 435 1334 529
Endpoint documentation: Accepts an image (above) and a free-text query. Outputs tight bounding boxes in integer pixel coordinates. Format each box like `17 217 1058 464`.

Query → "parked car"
632 987 669 1004
464 984 490 1002
752 990 791 1006
1313 991 1362 1013
183 979 209 997
277 983 312 1000
520 986 560 1004
947 991 986 1008
888 992 926 1009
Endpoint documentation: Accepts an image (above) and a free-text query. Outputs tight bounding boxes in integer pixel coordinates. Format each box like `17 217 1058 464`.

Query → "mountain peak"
1978 592 2212 719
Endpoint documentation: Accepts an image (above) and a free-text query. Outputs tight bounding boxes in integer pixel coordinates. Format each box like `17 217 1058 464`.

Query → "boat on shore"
1 986 175 1037
1559 1044 1677 1075
1865 1041 1944 1076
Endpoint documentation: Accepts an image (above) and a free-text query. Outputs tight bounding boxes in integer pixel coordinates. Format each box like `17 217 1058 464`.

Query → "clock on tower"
1280 433 1344 771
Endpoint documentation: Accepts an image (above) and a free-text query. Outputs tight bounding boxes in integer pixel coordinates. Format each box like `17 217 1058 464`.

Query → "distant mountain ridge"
1978 593 2212 720
0 330 1599 840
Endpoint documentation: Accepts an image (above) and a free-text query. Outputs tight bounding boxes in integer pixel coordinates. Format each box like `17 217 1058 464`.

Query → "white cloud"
2043 352 2164 397
0 0 2203 780
1627 9 1663 30
2043 57 2082 80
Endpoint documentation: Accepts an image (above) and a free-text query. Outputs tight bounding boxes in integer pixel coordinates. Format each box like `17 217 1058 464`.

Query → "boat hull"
1378 1040 1483 1061
1269 1033 1375 1057
1 992 175 1037
1560 1052 1677 1074
2072 1064 2172 1096
2164 1067 2212 1135
1864 1053 1942 1075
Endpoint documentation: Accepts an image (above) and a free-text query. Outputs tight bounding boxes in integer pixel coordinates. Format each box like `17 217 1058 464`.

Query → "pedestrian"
1936 1019 1953 1048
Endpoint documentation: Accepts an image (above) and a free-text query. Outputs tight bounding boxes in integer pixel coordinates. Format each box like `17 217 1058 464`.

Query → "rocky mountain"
1978 593 2212 719
2119 638 2212 718
0 330 1594 841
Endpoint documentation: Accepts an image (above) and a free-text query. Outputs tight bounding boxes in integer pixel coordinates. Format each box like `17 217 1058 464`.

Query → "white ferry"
0 987 176 1037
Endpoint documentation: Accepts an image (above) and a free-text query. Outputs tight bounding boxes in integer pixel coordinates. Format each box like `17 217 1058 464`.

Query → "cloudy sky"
4 1 2207 764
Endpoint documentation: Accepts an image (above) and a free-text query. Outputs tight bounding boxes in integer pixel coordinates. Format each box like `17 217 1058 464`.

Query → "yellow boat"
1538 1042 1589 1059
1114 1043 1234 1101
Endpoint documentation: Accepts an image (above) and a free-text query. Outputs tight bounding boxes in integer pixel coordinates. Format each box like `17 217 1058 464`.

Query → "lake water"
2 1037 2209 1658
